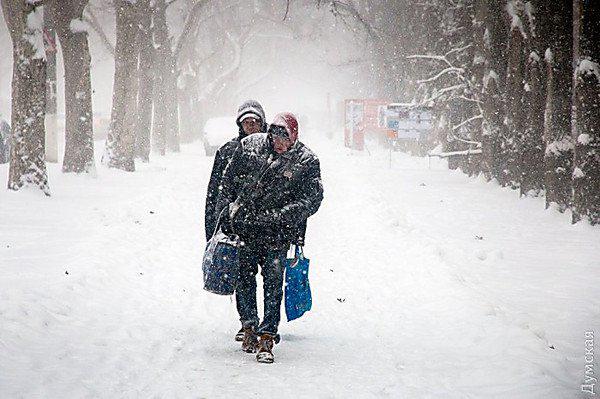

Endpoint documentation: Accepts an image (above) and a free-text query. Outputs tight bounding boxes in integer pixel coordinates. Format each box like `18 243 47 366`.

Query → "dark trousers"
236 243 287 335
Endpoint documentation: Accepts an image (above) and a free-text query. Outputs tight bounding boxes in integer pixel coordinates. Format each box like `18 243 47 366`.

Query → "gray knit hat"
236 100 267 132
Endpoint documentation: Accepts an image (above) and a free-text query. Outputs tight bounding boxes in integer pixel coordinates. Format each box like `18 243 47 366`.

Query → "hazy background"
0 1 385 136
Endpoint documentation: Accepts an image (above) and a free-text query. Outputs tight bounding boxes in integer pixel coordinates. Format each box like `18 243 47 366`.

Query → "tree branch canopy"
173 0 210 58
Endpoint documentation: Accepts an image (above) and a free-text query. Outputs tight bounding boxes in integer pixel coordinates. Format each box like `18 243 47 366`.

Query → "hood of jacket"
236 99 267 136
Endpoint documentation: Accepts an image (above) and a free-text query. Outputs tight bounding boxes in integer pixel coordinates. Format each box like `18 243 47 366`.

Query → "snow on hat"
240 112 261 122
236 100 266 128
269 112 299 143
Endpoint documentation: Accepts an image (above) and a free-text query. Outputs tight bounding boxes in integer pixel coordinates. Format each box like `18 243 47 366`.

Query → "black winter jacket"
215 133 324 248
205 100 267 240
205 135 243 239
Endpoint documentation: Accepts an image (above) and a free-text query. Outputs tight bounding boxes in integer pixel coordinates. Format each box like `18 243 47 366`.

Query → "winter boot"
234 327 244 342
241 327 258 353
256 334 275 363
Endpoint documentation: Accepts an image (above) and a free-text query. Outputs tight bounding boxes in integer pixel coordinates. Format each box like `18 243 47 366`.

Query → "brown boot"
241 327 258 353
256 334 275 363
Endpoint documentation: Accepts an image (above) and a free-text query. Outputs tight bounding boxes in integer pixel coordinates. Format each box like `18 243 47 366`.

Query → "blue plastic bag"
202 231 240 295
284 246 312 321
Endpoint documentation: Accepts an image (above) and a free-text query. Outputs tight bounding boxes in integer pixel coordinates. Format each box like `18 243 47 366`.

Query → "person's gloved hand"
240 210 279 236
254 209 287 228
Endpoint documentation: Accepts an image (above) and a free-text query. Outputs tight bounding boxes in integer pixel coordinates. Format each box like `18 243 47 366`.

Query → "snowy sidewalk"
1 138 598 398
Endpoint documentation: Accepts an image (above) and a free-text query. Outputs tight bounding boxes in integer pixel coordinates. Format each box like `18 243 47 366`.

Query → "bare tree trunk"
519 0 546 196
472 0 487 175
50 0 95 173
173 0 209 144
177 45 200 145
103 0 138 171
440 109 460 170
43 7 58 163
476 0 508 182
503 1 526 189
166 55 180 152
178 72 197 144
453 0 480 176
1 0 50 195
151 0 168 156
572 0 600 224
543 0 573 211
135 0 153 162
152 0 179 154
152 74 167 156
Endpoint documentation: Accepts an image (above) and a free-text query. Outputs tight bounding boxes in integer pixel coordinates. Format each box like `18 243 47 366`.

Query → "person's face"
272 135 293 154
241 117 261 134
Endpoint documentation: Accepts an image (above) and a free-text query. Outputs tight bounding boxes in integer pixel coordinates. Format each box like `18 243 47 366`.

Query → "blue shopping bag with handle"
284 246 312 321
202 231 240 295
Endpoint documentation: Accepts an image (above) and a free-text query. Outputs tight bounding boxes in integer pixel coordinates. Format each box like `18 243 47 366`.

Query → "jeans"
236 242 287 336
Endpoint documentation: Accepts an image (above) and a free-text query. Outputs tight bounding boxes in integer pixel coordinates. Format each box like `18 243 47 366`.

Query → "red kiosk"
344 99 390 150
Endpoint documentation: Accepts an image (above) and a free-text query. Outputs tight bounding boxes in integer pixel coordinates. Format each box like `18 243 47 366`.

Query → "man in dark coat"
204 100 267 241
215 112 323 363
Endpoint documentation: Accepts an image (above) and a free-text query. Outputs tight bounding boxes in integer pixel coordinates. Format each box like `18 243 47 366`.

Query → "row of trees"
4 0 598 225
1 0 162 192
102 0 194 171
2 0 316 194
334 0 599 225
0 0 242 190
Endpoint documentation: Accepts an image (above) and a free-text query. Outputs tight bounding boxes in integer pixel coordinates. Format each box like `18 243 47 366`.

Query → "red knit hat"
270 112 299 143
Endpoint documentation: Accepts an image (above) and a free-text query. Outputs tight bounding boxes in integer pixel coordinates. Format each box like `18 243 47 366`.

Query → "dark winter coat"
204 100 267 240
215 133 324 248
205 135 243 239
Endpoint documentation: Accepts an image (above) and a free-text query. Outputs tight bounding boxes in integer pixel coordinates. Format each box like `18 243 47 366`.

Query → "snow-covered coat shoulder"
239 133 320 168
239 132 269 156
215 133 323 247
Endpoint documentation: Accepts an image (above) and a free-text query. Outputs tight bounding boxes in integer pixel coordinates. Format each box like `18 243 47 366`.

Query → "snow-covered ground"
1 136 598 398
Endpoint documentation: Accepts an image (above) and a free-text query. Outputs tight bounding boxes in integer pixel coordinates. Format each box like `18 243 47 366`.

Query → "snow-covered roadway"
1 136 598 398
